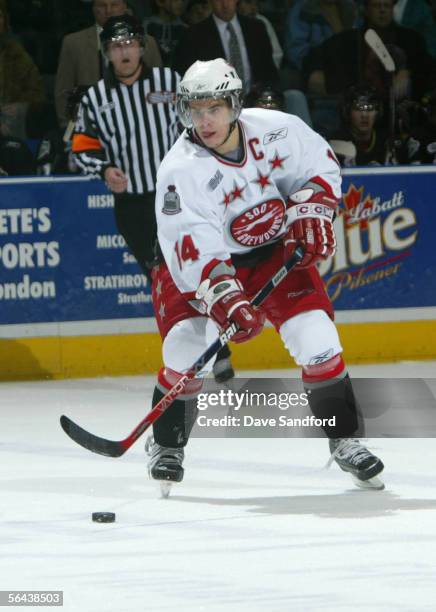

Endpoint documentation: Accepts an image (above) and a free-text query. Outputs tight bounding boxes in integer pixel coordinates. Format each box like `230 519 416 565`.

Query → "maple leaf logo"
341 184 374 229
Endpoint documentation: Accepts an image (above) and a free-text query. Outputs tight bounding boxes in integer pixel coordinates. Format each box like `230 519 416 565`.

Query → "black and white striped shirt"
72 66 180 194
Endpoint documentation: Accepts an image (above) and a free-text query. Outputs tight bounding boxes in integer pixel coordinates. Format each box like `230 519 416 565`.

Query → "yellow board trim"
1 320 436 381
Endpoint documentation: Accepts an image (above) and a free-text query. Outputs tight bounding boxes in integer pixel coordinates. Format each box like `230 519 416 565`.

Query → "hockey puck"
92 512 116 523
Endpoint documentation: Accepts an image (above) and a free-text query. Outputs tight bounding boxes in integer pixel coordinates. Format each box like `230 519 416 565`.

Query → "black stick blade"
60 415 126 458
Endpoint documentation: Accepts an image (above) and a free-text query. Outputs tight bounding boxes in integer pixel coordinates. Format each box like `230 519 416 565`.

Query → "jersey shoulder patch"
162 185 181 215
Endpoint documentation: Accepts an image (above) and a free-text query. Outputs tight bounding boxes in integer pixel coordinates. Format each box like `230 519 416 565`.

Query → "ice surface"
1 362 436 611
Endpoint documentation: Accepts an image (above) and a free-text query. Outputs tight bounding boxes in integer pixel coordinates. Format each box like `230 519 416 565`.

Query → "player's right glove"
196 275 265 344
284 182 338 269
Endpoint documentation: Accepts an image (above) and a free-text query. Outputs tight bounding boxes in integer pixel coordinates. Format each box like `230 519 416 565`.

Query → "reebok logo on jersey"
309 349 334 365
263 127 288 145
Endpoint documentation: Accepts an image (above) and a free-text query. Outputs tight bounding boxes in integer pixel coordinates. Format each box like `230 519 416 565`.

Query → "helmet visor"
177 92 242 129
351 101 378 112
103 35 143 60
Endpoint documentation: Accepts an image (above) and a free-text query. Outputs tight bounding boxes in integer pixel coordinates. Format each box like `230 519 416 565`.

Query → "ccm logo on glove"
294 203 335 219
196 275 265 343
284 182 338 269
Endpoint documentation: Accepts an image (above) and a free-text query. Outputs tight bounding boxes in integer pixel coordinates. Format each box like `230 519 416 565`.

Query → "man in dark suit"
173 0 278 90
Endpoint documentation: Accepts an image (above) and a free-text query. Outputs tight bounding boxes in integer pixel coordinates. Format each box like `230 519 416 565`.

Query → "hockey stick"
60 246 305 457
364 29 395 73
364 29 397 152
63 120 75 144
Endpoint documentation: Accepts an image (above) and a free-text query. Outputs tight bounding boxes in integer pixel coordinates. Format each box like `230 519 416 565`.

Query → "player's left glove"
284 183 338 269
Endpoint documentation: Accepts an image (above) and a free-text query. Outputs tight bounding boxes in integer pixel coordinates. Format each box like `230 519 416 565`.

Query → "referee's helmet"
100 14 145 54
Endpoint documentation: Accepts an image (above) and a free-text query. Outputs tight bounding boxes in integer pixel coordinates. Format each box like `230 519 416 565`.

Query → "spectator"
173 0 279 92
0 0 45 139
57 0 94 35
144 0 187 66
7 0 59 73
183 0 211 26
35 86 89 175
405 90 436 164
285 0 357 71
305 0 436 105
393 0 436 59
244 81 313 127
393 0 431 30
329 85 392 165
244 83 285 110
0 135 35 175
238 0 283 69
126 0 147 21
55 0 163 127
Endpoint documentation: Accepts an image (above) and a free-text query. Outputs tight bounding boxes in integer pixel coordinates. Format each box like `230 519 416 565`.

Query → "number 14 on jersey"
174 235 200 269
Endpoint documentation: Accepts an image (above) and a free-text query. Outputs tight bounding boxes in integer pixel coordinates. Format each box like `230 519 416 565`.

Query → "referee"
72 13 234 382
72 14 179 282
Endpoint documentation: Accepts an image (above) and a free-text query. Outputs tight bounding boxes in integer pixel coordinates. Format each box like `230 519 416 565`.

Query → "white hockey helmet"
177 58 243 128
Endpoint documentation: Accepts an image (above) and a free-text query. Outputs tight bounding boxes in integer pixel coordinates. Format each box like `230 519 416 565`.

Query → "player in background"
329 86 391 166
149 58 385 492
244 83 285 111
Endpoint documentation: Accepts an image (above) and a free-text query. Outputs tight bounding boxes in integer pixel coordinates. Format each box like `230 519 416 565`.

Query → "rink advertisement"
0 169 435 329
319 168 435 309
0 170 436 379
0 176 153 326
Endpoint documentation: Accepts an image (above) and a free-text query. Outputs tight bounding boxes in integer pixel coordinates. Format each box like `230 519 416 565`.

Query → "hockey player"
148 58 385 491
329 86 391 166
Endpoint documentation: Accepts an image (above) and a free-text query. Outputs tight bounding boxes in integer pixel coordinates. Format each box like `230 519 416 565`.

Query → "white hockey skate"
350 473 385 490
146 437 184 498
327 438 385 490
159 481 173 499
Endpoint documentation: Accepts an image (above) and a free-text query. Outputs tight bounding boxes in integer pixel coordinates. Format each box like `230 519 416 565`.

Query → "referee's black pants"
114 191 157 283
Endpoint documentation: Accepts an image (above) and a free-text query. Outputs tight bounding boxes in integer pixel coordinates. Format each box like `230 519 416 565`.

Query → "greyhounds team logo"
230 199 285 247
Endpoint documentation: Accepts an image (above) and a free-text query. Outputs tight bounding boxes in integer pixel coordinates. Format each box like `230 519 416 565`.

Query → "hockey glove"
196 275 265 344
284 184 338 269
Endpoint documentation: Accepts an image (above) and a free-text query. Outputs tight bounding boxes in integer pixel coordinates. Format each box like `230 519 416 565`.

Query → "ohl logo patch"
230 199 285 247
162 185 181 215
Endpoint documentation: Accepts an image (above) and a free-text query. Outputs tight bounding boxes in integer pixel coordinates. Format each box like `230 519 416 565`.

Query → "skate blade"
159 481 173 498
144 435 154 455
351 474 385 490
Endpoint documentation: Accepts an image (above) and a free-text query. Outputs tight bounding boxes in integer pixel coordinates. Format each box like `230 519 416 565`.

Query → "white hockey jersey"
155 108 341 295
